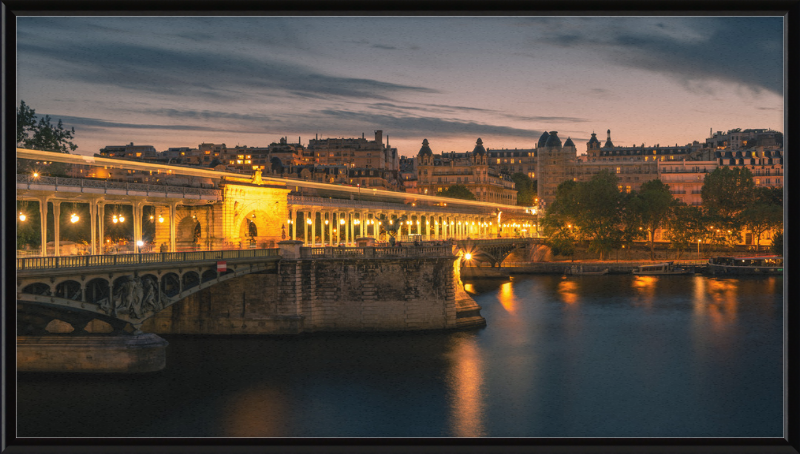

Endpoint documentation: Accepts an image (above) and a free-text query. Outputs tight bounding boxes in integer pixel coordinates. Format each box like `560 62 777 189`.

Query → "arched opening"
238 210 272 248
55 280 82 301
161 273 180 298
22 282 51 296
201 269 218 283
45 319 74 334
182 271 200 291
85 278 111 309
177 215 203 251
86 319 114 334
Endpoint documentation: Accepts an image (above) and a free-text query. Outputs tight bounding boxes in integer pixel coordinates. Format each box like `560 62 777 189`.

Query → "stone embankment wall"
142 253 483 335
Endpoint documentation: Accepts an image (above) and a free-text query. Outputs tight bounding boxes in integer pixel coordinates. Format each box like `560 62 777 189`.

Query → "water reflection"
631 276 657 308
221 384 288 437
498 282 516 312
447 335 486 437
699 279 739 330
557 280 578 305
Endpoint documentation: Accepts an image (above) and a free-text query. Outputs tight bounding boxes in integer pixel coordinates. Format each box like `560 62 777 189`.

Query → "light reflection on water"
17 274 782 438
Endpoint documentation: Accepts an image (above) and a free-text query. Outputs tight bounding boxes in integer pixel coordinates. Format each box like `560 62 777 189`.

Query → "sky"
16 16 784 158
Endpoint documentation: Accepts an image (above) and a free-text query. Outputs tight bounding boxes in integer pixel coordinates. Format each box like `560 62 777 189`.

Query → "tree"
664 204 707 259
542 180 580 260
16 100 77 177
701 166 755 225
574 171 623 260
439 184 476 201
740 201 782 250
510 172 536 206
618 191 646 257
635 179 676 260
770 230 783 255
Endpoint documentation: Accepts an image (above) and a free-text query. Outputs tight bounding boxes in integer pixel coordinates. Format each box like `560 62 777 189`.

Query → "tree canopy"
635 179 676 260
439 184 477 201
17 100 78 153
510 172 537 206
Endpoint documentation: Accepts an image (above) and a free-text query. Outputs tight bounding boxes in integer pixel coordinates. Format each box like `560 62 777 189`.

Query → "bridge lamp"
70 213 79 223
33 172 39 178
19 212 27 222
464 253 472 260
158 215 164 223
340 219 346 225
307 219 312 225
325 219 329 225
112 215 119 224
150 215 155 221
119 216 125 223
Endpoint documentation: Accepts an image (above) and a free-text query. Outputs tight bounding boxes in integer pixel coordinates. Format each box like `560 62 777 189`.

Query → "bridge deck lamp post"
136 240 144 254
698 239 701 260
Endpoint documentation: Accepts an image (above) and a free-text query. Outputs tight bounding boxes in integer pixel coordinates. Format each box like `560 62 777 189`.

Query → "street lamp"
698 239 701 260
19 212 27 222
136 240 144 253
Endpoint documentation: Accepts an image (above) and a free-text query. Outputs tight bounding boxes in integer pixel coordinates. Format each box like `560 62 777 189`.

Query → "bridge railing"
17 248 280 271
17 174 222 197
300 246 453 259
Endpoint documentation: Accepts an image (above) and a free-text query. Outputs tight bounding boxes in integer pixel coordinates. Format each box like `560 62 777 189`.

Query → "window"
616 167 621 174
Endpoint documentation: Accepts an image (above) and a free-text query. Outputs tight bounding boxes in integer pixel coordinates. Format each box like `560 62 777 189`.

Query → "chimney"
374 130 383 146
362 132 365 139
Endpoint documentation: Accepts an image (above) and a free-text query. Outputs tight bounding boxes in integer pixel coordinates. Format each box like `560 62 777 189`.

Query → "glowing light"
340 218 346 225
137 240 144 247
33 172 39 178
307 219 312 225
112 215 119 224
70 213 79 223
119 216 125 223
19 213 26 221
464 253 472 260
158 216 164 223
325 219 329 225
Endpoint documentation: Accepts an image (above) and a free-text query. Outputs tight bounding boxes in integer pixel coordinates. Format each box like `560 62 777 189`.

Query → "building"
415 138 517 204
486 147 537 180
307 130 398 170
98 143 157 160
657 160 719 206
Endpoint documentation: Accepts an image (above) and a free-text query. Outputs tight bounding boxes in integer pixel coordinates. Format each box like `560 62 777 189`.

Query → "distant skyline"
16 16 784 158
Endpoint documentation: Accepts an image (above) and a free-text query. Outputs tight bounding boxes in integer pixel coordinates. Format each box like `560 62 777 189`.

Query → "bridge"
16 148 540 372
16 148 540 256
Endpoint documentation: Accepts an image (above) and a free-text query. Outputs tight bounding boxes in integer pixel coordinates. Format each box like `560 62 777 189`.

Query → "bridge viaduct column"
89 200 97 255
52 201 61 256
289 207 296 241
169 202 178 252
97 201 105 254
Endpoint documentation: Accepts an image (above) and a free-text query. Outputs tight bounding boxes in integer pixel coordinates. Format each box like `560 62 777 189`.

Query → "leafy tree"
16 200 41 250
701 166 755 226
635 179 676 260
574 171 623 260
16 100 77 177
510 172 537 206
542 180 580 260
740 190 782 250
664 203 707 259
770 230 783 255
439 184 476 201
618 191 646 256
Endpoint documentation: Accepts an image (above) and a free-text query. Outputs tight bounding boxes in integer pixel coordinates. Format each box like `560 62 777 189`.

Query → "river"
17 274 783 438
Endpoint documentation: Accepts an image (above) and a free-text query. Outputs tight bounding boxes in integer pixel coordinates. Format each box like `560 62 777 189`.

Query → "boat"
706 256 783 276
566 265 609 276
632 261 695 276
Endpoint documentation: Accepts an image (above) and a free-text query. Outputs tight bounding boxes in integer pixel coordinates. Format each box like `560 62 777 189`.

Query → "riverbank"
461 260 708 278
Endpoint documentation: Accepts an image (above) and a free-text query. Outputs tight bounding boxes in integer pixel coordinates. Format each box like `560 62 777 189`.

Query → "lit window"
181 152 186 156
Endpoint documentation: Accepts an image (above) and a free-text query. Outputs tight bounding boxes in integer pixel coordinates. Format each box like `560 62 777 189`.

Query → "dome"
564 137 575 148
472 138 486 155
544 131 562 148
587 132 600 148
537 131 550 148
417 139 433 157
603 129 614 148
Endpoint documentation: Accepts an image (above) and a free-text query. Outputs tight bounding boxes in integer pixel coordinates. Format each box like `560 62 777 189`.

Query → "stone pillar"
290 207 296 241
327 211 333 245
52 200 61 256
169 202 178 252
97 202 105 254
133 200 144 251
89 201 97 255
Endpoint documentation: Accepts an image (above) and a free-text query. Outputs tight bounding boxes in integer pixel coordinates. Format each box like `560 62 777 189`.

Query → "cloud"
315 109 541 140
17 40 439 102
372 44 398 50
53 115 254 133
534 17 782 95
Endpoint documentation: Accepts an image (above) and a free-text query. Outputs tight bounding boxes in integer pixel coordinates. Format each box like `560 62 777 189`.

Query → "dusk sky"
16 16 784 158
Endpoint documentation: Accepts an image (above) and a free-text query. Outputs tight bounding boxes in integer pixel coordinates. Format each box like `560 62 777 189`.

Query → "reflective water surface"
18 274 783 438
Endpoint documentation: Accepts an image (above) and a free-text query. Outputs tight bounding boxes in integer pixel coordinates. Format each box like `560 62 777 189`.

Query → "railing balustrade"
17 174 222 198
287 194 531 216
299 246 453 259
17 248 280 271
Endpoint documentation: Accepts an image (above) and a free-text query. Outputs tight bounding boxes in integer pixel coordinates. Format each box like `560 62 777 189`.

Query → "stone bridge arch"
17 261 273 335
235 209 274 248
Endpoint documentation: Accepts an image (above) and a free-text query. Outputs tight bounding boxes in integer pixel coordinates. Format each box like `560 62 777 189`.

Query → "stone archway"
236 210 273 248
177 215 202 251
